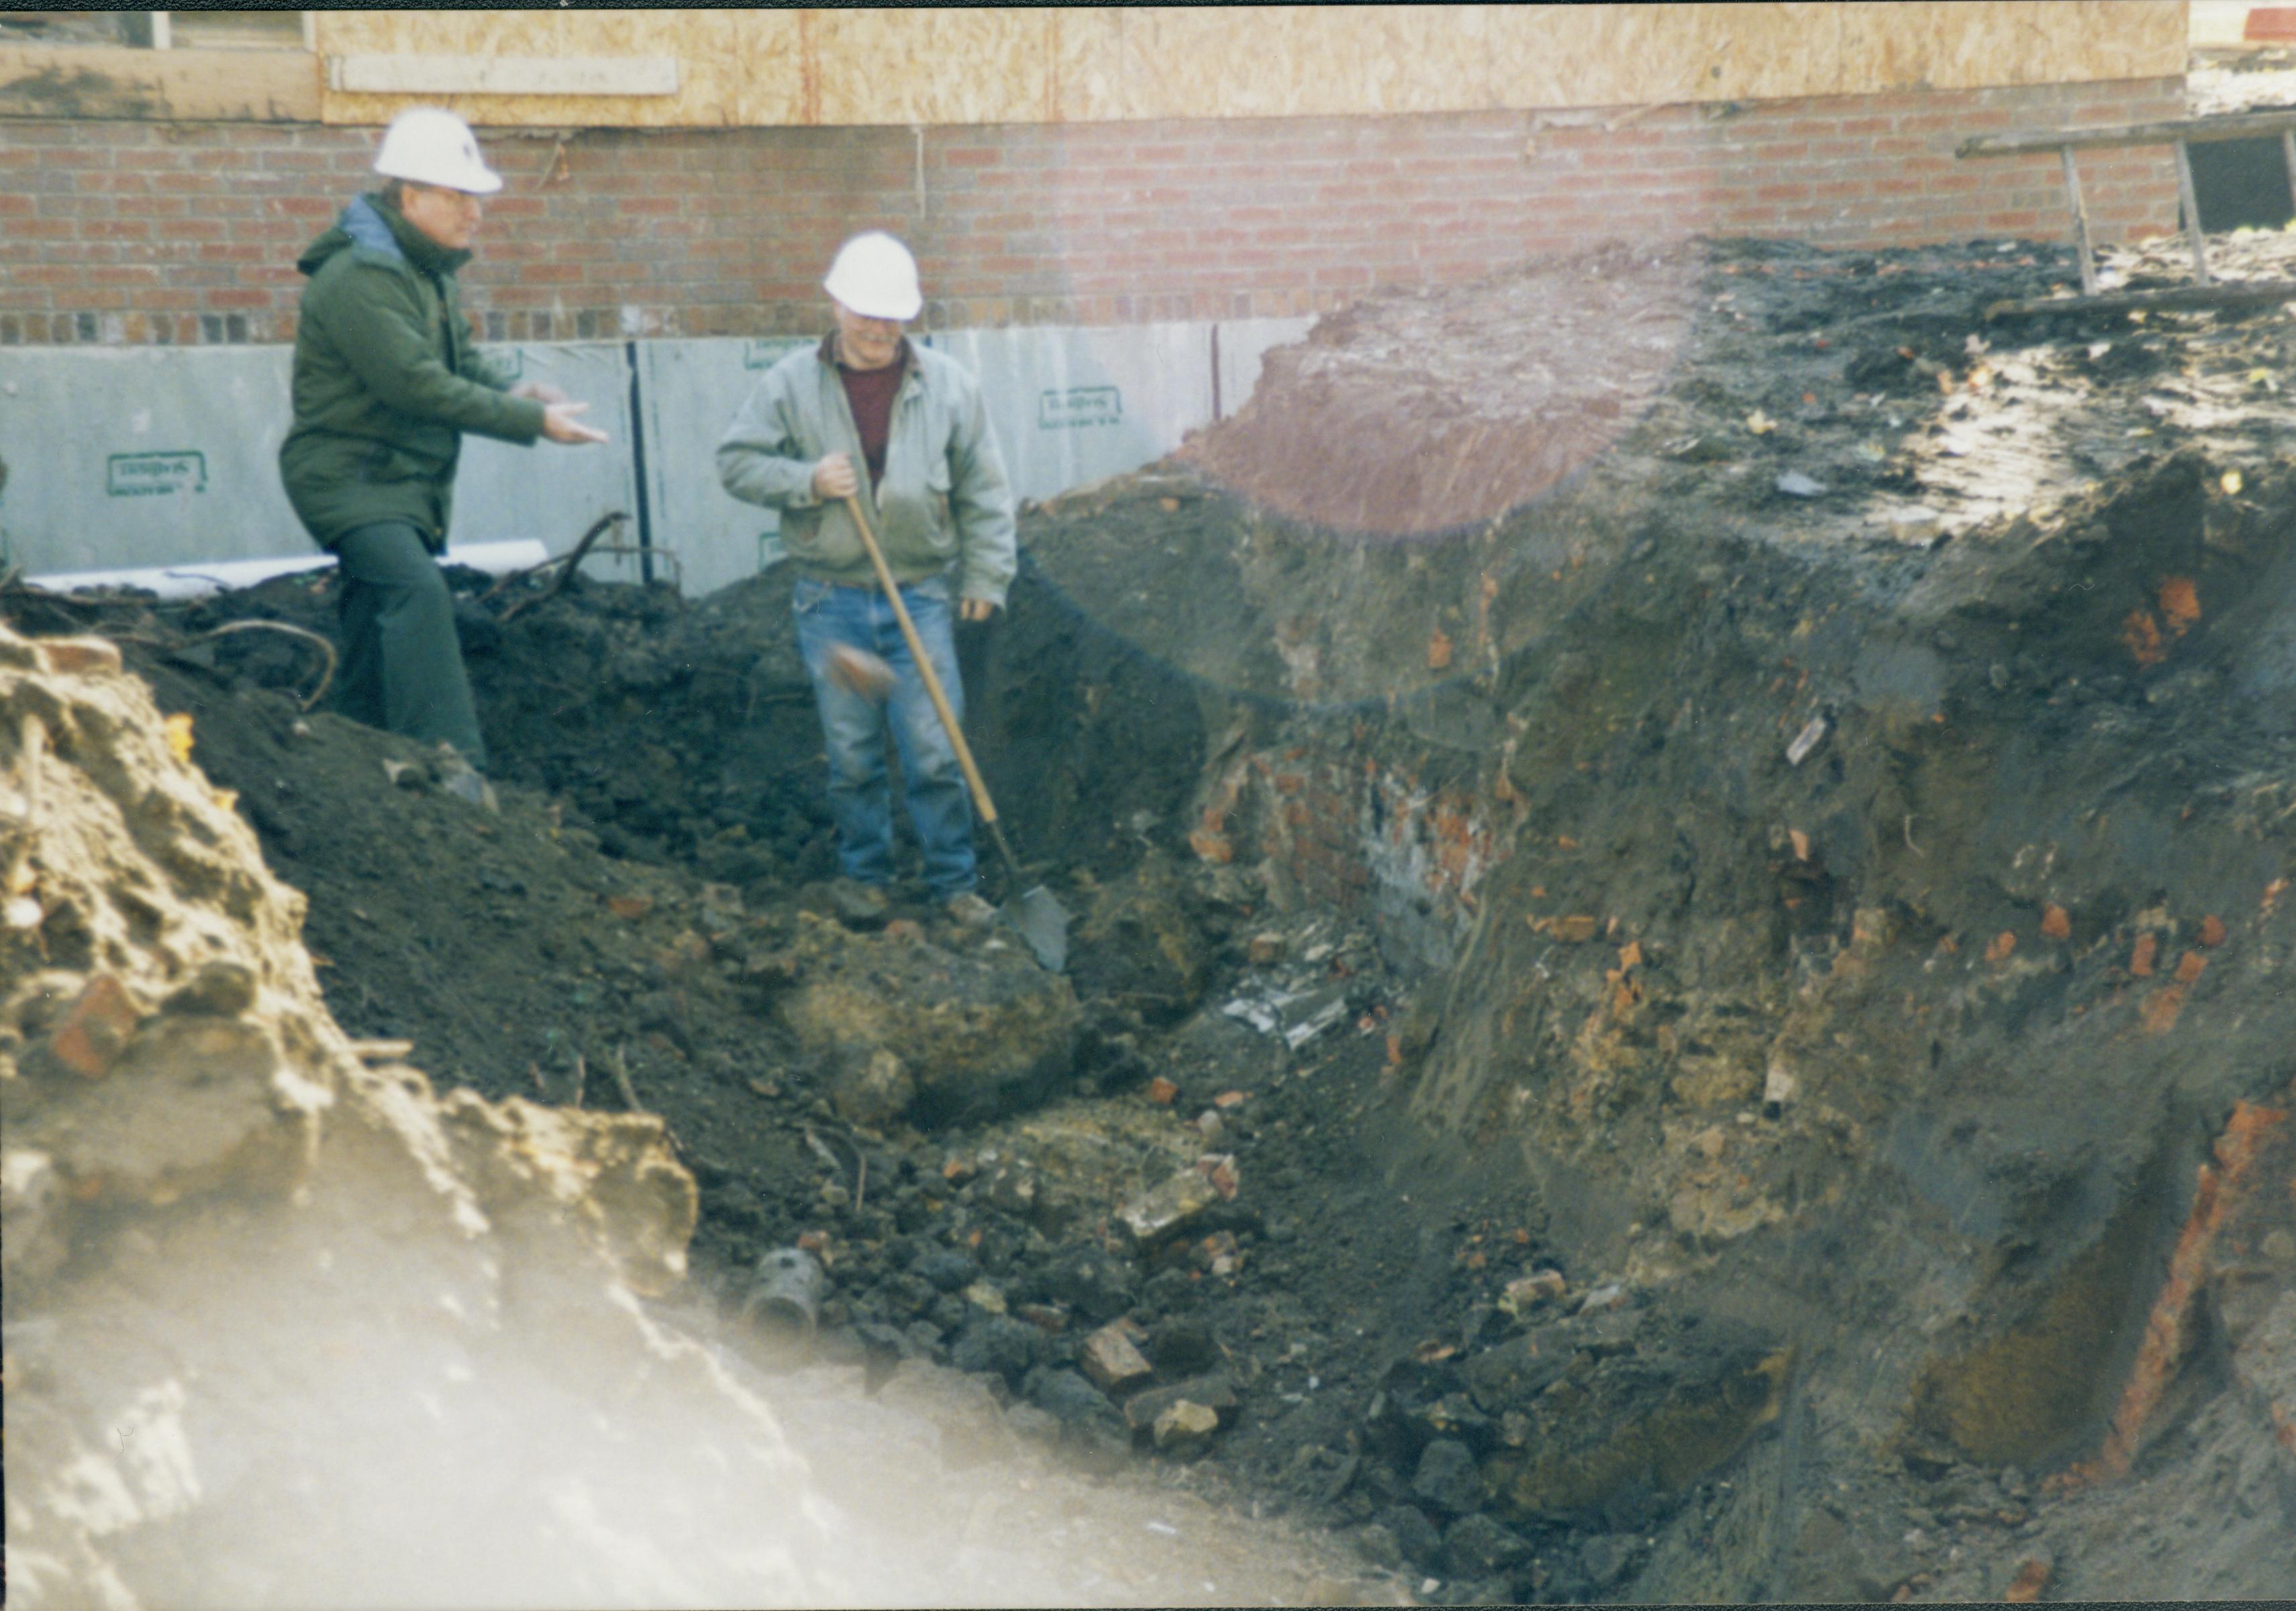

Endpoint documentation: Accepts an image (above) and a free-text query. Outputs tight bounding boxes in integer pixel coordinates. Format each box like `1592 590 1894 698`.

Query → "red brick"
31 974 140 1079
0 79 2185 345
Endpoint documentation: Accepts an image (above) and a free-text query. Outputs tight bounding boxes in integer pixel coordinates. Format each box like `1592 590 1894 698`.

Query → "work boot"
435 745 499 813
941 891 997 930
828 878 891 927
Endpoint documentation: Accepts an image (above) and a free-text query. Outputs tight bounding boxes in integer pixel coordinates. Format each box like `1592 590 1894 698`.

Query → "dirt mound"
1181 242 1700 535
0 621 1394 1608
0 623 819 1606
0 574 1203 1281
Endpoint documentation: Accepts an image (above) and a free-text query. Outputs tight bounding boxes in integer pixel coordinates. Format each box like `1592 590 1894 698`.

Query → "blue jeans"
793 574 977 898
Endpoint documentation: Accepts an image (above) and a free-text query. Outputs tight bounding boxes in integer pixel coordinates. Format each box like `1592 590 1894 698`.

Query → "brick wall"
0 75 2184 346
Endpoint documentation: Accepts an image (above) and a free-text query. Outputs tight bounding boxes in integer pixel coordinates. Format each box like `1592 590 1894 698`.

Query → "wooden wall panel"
1050 9 1129 125
309 4 2191 131
1697 3 1862 103
812 9 1052 127
0 44 319 121
1472 3 1797 115
1486 6 1838 109
1839 2 2188 96
1116 8 1299 121
1116 7 1498 121
728 11 807 129
1362 5 1505 115
313 9 742 127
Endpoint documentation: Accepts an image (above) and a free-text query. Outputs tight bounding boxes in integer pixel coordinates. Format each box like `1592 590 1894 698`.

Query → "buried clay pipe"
740 1246 828 1332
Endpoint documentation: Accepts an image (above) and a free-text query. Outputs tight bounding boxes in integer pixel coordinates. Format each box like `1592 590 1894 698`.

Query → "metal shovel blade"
1006 884 1070 972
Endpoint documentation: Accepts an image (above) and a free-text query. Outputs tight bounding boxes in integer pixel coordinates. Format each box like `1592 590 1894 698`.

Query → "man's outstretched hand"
542 401 609 445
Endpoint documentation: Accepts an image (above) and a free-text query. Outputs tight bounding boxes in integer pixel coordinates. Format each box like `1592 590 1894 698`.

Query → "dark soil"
10 228 2296 1606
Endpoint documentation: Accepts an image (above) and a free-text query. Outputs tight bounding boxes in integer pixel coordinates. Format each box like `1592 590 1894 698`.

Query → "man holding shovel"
717 231 1016 930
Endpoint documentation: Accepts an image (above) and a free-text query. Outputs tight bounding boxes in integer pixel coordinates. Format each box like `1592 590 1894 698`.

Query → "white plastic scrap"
1786 715 1829 767
1283 997 1350 1049
1775 471 1828 497
1221 997 1281 1035
1224 984 1348 1048
1763 1059 1799 1110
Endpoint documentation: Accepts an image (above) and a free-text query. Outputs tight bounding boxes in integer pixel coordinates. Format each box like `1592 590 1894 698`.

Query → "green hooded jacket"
279 193 546 552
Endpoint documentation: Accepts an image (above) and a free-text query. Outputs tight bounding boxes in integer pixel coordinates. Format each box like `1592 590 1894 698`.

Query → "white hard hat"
373 107 503 196
823 231 922 321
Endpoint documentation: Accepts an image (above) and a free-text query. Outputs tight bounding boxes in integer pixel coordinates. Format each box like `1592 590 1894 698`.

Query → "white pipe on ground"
27 540 552 601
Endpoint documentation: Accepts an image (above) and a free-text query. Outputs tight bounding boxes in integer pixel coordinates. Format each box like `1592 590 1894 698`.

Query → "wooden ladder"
1958 109 2296 318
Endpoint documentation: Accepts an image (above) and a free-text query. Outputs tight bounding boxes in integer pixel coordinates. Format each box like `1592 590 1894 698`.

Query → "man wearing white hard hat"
279 107 608 802
717 231 1016 928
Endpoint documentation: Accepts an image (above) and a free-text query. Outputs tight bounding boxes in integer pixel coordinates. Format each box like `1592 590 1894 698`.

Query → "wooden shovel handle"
840 494 1002 830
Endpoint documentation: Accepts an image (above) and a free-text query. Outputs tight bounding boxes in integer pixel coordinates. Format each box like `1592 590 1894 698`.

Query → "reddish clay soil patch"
1182 240 1701 535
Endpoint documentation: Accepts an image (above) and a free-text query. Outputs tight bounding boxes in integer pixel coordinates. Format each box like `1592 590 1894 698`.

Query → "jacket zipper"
822 362 877 532
826 352 924 531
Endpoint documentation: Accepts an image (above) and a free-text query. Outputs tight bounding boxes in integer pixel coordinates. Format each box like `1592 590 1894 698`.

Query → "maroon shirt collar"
818 331 913 377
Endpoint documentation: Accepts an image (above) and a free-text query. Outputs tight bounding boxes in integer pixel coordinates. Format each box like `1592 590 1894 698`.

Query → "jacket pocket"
360 439 448 484
779 505 865 570
917 458 958 556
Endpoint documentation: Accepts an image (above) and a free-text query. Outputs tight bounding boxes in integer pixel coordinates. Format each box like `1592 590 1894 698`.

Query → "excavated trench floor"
7 229 2296 1604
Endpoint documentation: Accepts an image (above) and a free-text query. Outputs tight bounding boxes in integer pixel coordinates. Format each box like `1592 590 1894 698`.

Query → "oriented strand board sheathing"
0 42 319 121
1052 8 1129 125
812 9 1053 127
730 11 809 129
315 8 744 127
1111 7 1292 121
311 3 2193 130
1117 6 1497 121
1487 4 1852 111
1837 2 2187 96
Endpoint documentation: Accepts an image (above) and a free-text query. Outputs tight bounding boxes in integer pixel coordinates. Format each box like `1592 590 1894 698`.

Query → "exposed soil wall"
995 232 2296 1598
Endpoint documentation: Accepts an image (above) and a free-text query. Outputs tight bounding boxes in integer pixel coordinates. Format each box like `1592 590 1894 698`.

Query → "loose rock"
1412 1438 1485 1516
1124 1373 1238 1435
1081 1322 1155 1395
1117 1165 1221 1243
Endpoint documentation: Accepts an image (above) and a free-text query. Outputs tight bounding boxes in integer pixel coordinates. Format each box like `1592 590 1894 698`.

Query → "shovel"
840 493 1070 972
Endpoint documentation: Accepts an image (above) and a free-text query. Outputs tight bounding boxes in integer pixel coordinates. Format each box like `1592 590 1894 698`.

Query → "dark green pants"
334 521 486 769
